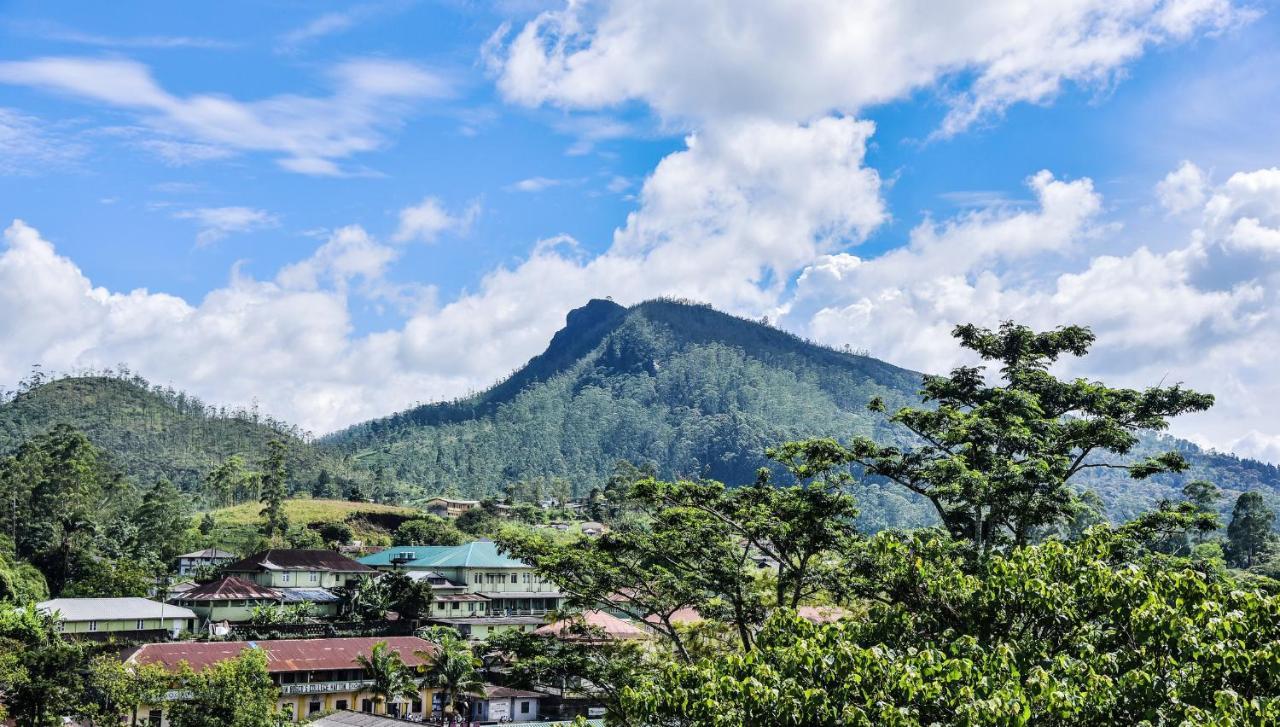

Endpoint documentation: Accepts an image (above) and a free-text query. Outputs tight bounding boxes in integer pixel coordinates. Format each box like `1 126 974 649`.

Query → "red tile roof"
643 607 703 626
796 605 849 624
535 610 649 641
223 549 375 574
176 576 282 601
127 636 437 673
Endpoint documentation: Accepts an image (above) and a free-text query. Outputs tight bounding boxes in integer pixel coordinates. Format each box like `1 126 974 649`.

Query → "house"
37 597 197 640
222 549 376 590
422 497 480 519
168 575 283 624
471 684 546 723
360 541 564 641
534 610 649 642
359 541 565 617
126 636 438 725
174 548 237 576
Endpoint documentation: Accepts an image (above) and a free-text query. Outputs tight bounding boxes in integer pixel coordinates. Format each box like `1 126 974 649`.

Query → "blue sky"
2 0 1280 461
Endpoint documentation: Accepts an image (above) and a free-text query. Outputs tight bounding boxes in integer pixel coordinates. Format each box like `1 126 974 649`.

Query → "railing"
280 679 373 695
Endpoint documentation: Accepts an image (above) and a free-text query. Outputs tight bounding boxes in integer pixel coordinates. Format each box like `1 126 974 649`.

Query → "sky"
2 0 1280 462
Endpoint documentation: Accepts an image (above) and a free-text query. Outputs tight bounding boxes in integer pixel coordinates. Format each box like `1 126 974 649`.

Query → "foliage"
83 655 170 726
846 322 1213 556
317 521 354 545
0 537 46 604
393 516 465 546
622 527 1280 726
0 372 356 497
354 641 418 713
166 648 284 727
485 628 647 721
417 627 483 716
247 603 315 626
0 604 87 726
259 441 290 539
1227 491 1277 568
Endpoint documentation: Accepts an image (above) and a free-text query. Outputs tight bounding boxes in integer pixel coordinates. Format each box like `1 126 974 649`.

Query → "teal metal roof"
357 541 527 569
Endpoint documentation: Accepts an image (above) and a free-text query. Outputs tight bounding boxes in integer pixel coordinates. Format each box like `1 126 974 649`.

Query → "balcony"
280 679 374 695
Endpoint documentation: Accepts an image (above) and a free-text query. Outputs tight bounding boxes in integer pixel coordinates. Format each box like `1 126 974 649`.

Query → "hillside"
0 373 355 495
199 498 421 551
323 298 1280 527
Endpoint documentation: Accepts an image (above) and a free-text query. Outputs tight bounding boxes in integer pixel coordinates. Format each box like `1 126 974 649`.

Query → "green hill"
0 374 354 496
322 298 1280 527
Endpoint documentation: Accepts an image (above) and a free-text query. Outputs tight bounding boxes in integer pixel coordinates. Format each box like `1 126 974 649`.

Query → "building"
37 597 197 640
534 610 649 642
222 549 376 590
422 497 480 519
168 575 284 624
359 541 564 641
359 541 565 615
174 548 237 576
126 636 438 724
471 684 546 723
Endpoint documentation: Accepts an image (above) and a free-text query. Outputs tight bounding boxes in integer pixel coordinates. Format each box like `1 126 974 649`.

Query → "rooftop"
37 597 196 622
484 683 546 699
359 540 527 569
175 576 282 601
224 549 376 574
177 548 237 560
278 587 343 604
535 610 649 641
127 636 436 673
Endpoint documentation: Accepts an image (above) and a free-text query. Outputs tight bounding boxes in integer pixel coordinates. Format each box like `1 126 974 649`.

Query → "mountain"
322 298 1280 528
0 373 353 495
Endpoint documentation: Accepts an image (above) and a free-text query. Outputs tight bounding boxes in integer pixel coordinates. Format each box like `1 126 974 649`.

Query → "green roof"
358 541 527 569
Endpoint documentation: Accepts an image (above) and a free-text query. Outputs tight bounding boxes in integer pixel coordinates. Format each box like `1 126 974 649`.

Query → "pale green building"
38 597 197 639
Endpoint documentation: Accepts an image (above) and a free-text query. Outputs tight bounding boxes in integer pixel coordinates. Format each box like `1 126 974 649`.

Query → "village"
29 496 837 726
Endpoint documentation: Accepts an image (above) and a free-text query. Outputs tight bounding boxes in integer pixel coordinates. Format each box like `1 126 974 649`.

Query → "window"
309 572 319 583
412 699 422 713
362 699 373 713
147 709 162 726
309 700 322 715
523 573 530 583
473 573 481 584
511 574 518 584
451 602 460 610
335 700 348 711
88 620 98 632
136 619 145 630
521 701 531 714
281 572 292 583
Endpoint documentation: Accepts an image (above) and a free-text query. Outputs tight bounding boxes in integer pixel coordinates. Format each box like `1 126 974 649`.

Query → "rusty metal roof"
224 549 376 574
127 636 436 673
175 576 283 601
535 610 649 641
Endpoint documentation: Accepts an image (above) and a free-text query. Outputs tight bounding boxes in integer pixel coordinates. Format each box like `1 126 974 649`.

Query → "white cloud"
487 0 1246 133
1157 160 1209 213
8 19 234 49
0 56 451 175
510 176 563 192
393 197 481 243
0 107 87 174
174 207 280 247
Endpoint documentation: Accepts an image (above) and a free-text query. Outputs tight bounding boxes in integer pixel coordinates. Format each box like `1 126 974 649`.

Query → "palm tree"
417 630 485 719
355 641 419 715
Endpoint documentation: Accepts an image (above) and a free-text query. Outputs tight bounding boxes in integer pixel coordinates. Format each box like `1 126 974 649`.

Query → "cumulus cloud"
393 197 481 243
173 207 280 247
791 162 1280 461
0 56 451 175
486 0 1246 132
1157 160 1209 214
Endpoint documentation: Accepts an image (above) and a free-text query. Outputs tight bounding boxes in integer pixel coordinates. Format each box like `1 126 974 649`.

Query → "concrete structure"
471 684 546 722
168 575 283 624
359 541 565 617
126 636 438 724
174 548 237 576
37 597 196 639
223 549 376 590
422 497 480 518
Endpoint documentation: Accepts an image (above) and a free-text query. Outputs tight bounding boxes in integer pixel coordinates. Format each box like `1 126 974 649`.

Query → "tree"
318 522 354 546
0 604 87 726
486 628 647 721
198 513 216 537
455 507 499 536
165 648 282 727
1181 480 1222 546
393 517 465 546
417 628 483 718
1226 491 1276 568
84 656 169 726
133 479 190 563
204 456 247 508
258 441 289 539
621 527 1280 726
847 322 1213 556
354 641 418 715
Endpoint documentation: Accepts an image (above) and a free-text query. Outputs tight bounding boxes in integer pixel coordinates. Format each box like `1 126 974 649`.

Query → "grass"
194 498 424 553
